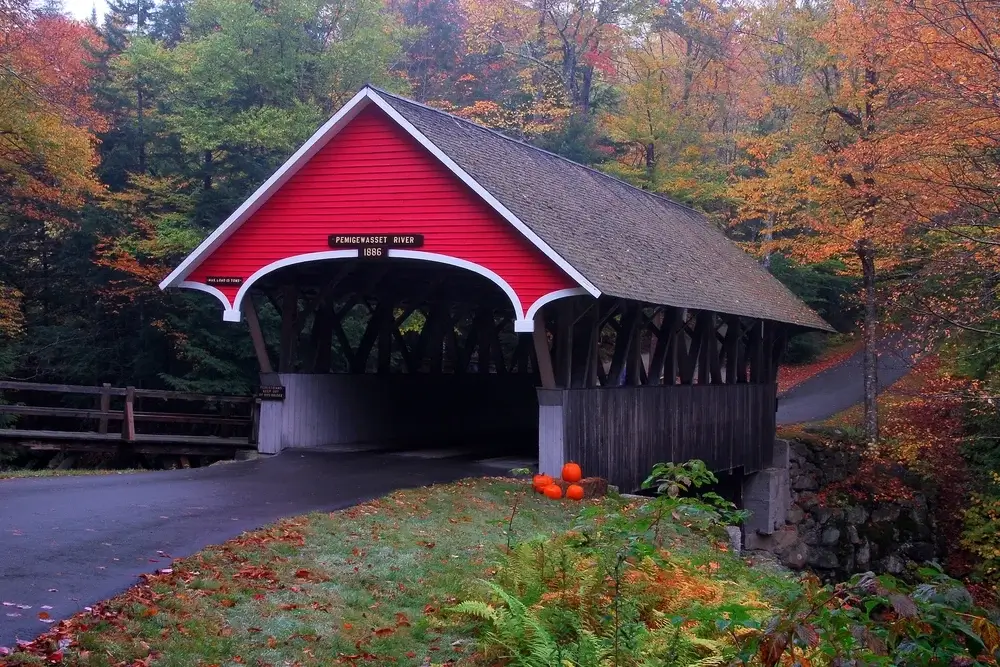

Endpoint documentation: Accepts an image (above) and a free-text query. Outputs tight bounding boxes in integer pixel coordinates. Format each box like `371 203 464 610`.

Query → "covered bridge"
160 86 830 493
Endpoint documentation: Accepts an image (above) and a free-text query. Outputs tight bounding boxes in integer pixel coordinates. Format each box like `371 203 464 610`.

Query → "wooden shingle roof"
375 88 832 331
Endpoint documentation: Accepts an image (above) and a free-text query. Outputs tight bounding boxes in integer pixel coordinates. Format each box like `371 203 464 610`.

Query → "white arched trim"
387 250 529 329
522 288 591 329
226 250 361 322
179 281 235 314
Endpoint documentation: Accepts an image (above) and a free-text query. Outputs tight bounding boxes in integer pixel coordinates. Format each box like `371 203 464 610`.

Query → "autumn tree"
0 3 107 347
602 0 741 211
730 0 925 443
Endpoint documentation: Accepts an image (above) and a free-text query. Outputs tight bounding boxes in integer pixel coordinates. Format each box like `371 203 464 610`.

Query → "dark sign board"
257 385 286 401
328 234 424 259
205 276 244 286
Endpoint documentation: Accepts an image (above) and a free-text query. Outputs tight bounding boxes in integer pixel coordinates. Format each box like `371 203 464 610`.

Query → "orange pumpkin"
543 483 563 500
533 474 554 493
561 462 583 484
565 484 585 501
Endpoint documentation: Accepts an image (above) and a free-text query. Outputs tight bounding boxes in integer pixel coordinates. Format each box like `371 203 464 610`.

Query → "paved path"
0 451 495 647
777 340 917 425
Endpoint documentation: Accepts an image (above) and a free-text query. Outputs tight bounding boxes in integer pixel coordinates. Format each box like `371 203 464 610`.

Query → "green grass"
0 468 148 480
5 478 798 666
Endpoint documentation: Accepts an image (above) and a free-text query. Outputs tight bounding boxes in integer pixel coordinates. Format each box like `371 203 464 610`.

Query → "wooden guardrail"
0 381 259 456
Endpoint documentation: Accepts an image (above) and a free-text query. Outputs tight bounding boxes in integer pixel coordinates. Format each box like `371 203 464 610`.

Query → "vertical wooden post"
698 311 713 385
532 310 557 389
278 285 298 373
724 315 740 384
122 386 136 442
97 382 111 434
572 304 597 388
748 320 764 383
708 313 723 385
771 325 788 383
555 301 573 387
625 309 642 386
664 308 682 385
244 294 274 375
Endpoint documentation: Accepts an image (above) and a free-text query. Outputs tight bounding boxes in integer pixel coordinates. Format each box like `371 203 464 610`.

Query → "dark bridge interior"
251 258 539 457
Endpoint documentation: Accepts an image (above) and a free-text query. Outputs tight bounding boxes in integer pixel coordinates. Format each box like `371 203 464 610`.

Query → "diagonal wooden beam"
243 293 274 375
608 304 639 385
531 310 556 389
647 307 680 386
352 298 389 373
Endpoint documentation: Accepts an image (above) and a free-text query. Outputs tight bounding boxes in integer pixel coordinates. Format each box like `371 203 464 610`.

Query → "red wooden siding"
187 104 577 310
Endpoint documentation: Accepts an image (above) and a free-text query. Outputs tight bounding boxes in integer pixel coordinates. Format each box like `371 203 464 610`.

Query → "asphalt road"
777 340 917 425
0 451 492 648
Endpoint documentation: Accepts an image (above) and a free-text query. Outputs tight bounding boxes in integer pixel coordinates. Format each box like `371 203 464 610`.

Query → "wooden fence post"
122 386 136 442
98 383 111 434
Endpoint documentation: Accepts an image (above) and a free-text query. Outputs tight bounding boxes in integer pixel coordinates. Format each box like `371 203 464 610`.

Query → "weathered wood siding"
556 384 776 492
261 373 537 453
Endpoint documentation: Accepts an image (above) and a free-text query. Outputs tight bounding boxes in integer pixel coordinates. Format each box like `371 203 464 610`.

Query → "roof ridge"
367 86 707 219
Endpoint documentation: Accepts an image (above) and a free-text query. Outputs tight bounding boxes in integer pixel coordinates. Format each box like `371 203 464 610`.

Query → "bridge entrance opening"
249 258 540 458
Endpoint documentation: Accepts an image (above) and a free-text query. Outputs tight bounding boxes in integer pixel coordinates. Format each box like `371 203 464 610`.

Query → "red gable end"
183 104 578 324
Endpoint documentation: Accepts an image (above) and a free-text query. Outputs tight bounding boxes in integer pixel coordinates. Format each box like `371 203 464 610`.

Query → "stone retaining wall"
746 438 940 579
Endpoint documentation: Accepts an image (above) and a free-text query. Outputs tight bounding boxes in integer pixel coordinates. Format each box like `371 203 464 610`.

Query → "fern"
450 600 498 622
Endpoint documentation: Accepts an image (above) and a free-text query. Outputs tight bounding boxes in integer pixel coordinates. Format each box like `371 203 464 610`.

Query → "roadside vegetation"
0 469 146 480
5 466 999 666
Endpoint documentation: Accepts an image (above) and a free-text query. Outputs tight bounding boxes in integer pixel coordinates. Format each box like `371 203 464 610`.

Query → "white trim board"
524 287 591 324
158 87 600 303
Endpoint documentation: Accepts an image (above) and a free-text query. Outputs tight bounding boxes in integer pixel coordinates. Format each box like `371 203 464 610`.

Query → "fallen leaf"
295 569 311 579
373 627 395 637
38 611 50 620
342 622 353 630
247 627 262 634
220 599 236 608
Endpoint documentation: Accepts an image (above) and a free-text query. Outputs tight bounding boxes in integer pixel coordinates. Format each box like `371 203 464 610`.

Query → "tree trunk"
857 238 878 445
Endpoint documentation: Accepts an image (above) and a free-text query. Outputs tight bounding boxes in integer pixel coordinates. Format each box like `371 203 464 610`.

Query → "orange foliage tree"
0 2 107 337
729 0 967 444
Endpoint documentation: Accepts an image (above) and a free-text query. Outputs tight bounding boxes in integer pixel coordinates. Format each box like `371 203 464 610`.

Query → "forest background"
4 0 1000 587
